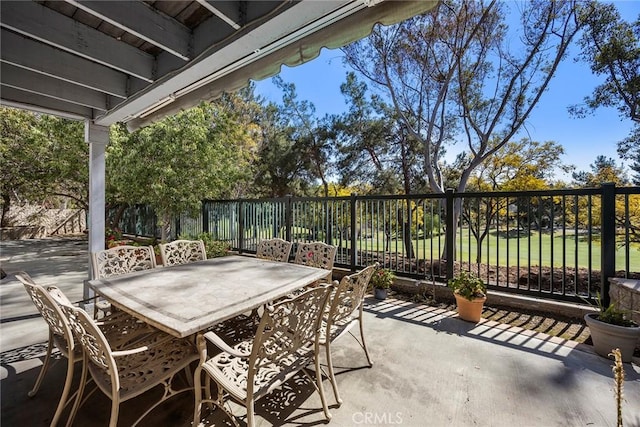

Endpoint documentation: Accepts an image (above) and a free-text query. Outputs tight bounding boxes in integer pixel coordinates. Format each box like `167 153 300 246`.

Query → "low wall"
609 278 640 325
332 268 596 320
0 226 46 240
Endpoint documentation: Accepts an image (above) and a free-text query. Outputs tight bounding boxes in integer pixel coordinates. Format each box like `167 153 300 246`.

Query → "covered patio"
2 2 640 426
2 237 639 426
0 0 438 284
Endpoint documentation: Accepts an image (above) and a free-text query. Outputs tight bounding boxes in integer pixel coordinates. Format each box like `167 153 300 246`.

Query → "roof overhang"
0 0 437 130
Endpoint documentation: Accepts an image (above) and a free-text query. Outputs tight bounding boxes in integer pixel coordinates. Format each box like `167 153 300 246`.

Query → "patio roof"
0 0 437 130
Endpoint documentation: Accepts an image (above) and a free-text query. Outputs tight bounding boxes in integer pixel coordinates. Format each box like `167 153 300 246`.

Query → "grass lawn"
348 228 639 271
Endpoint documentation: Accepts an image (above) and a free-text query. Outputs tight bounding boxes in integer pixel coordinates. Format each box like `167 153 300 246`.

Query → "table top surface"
88 255 329 337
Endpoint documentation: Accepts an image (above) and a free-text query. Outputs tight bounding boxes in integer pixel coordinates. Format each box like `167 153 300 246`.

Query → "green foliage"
0 107 87 226
575 1 639 184
371 267 395 289
108 101 257 239
448 271 486 301
571 156 629 187
260 76 335 197
333 72 405 194
179 232 231 258
591 292 637 327
575 2 639 136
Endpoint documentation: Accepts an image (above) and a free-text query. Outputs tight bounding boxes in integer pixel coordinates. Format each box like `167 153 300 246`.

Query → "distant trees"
572 155 629 187
463 139 568 262
342 0 587 259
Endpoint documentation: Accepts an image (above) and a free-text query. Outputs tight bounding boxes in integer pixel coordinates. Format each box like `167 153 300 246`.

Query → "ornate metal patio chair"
193 286 334 427
159 239 207 266
255 238 293 262
91 245 157 316
16 272 79 427
56 299 199 427
292 241 337 282
15 272 157 427
321 263 378 405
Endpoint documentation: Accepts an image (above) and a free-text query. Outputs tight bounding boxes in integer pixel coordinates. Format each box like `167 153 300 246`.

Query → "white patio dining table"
87 255 330 338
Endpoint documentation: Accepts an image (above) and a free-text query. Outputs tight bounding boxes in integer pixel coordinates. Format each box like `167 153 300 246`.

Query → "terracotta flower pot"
454 292 487 323
584 313 640 363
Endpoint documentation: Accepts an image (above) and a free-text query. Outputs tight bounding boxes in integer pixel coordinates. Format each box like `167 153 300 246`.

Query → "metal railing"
111 183 640 304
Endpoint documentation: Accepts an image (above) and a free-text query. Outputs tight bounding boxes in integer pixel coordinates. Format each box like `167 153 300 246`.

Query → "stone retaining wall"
609 277 640 325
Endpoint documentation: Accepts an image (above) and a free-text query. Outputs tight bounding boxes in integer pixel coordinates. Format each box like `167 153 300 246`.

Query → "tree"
270 76 335 197
107 102 255 241
463 139 568 262
616 125 640 186
572 155 629 188
574 2 640 185
343 0 586 260
252 103 313 197
571 156 635 242
333 72 401 194
0 107 87 227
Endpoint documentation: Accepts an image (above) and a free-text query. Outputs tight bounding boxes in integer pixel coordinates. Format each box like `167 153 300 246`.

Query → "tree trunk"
1 193 10 228
160 212 171 242
403 222 415 259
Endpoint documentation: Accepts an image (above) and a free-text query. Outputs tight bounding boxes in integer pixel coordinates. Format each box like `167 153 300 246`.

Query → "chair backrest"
57 301 122 394
16 272 75 357
256 238 293 262
92 245 156 279
159 239 207 266
293 242 337 272
326 263 378 330
247 285 331 396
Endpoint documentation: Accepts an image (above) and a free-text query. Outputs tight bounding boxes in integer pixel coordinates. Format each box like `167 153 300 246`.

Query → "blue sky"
253 1 638 182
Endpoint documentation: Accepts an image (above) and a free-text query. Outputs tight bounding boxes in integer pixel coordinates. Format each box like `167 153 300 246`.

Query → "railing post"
202 201 209 234
350 193 357 271
601 182 616 306
238 200 244 254
285 195 292 242
174 216 181 239
445 189 455 281
325 198 332 245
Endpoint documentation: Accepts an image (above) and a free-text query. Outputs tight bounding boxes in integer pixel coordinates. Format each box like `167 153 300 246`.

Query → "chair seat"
97 311 158 349
207 314 258 343
318 315 357 345
202 338 315 403
90 333 198 401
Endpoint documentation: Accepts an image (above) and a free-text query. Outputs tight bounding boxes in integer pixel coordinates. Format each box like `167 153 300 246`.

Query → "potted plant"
583 294 640 363
448 271 487 323
371 268 394 300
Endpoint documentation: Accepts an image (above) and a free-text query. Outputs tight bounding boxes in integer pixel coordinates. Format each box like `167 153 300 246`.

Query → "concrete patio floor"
2 237 639 427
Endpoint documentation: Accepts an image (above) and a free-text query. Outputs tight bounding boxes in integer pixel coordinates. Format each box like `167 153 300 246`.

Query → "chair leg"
65 355 89 427
246 396 255 427
28 333 54 397
359 316 373 367
108 396 120 427
50 351 76 427
315 353 333 419
193 366 203 427
324 342 343 406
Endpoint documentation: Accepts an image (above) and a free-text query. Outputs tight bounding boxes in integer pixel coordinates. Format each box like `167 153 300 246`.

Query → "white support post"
85 121 109 302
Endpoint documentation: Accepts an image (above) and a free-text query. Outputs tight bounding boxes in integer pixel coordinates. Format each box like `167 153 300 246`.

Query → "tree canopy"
0 107 86 227
575 1 640 184
107 99 257 240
